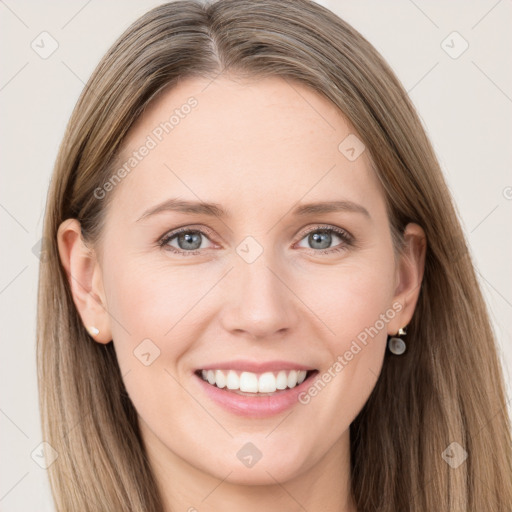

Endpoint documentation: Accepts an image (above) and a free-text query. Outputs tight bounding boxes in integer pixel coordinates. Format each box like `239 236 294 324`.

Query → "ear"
388 222 427 335
57 218 112 344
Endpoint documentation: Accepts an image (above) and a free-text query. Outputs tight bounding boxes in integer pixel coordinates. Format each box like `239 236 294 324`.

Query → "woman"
37 0 512 510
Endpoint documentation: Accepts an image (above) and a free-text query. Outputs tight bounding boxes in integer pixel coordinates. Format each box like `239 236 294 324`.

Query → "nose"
219 251 300 340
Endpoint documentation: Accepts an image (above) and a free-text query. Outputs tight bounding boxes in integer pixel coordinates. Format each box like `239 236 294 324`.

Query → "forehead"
108 74 382 220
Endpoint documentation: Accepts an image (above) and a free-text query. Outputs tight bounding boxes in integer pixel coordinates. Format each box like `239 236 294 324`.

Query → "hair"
37 0 512 510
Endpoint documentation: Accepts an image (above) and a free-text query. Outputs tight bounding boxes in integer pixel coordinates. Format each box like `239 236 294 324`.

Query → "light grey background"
1 1 511 510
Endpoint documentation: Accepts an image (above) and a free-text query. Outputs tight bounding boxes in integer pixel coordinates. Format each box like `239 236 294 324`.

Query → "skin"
58 75 426 512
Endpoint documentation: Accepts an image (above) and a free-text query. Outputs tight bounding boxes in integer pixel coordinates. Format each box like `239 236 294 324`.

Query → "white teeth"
287 370 298 388
258 372 276 393
199 369 309 393
240 372 259 392
215 369 227 388
276 370 289 390
226 370 239 390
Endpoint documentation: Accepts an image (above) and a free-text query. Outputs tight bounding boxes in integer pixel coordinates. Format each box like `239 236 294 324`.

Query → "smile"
193 367 319 418
196 369 312 394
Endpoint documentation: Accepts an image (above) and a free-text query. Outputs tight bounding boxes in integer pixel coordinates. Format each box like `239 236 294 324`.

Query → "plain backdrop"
1 1 511 510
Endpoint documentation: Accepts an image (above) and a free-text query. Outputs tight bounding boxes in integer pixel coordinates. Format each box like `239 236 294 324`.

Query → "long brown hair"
37 0 512 510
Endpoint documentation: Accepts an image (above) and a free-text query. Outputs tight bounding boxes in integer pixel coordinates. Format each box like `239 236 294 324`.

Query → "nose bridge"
219 238 298 337
241 250 281 300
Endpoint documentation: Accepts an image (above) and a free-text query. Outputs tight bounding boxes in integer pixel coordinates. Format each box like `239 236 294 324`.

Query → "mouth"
194 368 319 397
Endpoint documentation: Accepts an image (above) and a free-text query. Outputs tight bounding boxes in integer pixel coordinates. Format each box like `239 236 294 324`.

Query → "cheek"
103 255 202 361
294 255 396 347
102 257 204 432
104 236 206 319
291 257 395 416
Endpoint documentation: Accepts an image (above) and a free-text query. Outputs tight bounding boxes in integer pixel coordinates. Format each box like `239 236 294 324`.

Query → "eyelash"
157 224 354 257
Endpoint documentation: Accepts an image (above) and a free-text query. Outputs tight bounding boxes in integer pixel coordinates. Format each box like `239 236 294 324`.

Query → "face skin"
58 75 426 512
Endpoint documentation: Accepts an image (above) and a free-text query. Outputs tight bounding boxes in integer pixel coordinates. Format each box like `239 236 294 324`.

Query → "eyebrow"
136 198 370 222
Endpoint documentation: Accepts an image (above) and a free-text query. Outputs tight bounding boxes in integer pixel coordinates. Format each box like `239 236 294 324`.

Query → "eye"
295 225 353 254
158 224 353 257
158 227 216 255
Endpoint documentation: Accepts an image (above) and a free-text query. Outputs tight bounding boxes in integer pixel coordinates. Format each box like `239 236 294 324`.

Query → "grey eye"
168 231 209 251
297 229 343 250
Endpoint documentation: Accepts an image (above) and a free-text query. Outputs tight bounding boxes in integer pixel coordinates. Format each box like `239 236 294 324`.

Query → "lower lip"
193 371 319 418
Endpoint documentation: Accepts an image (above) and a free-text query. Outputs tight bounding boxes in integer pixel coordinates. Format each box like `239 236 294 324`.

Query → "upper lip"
197 360 316 373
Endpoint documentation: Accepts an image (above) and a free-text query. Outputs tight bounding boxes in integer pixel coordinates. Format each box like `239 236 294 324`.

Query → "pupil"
310 231 331 250
178 232 201 250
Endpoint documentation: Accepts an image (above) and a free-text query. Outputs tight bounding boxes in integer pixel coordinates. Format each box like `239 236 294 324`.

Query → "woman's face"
64 75 424 487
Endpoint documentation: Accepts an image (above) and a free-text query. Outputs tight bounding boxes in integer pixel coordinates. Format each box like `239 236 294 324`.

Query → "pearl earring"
87 326 100 336
388 327 407 355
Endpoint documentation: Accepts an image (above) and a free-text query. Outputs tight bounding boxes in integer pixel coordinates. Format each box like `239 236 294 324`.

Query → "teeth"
215 370 226 389
199 369 309 393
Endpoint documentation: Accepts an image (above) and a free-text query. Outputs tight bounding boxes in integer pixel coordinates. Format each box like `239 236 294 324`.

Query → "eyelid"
159 224 216 239
295 224 353 244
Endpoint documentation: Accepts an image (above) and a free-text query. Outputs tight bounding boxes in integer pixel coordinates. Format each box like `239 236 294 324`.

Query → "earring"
87 326 100 336
388 327 407 355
